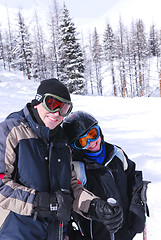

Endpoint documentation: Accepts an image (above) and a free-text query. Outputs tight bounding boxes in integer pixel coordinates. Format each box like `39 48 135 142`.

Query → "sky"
0 0 160 34
0 65 161 240
0 0 121 18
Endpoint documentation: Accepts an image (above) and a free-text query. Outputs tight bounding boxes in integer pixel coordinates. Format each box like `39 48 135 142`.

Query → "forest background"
0 0 161 97
0 1 161 239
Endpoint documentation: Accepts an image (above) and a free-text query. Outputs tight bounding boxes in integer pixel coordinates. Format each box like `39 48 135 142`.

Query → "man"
0 79 123 240
63 111 146 240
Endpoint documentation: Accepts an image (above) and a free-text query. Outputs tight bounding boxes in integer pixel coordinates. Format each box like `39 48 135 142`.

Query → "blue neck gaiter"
84 143 106 164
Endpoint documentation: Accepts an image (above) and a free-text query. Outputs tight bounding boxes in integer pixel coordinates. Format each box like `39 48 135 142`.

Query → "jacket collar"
72 142 114 166
23 104 50 140
23 104 67 143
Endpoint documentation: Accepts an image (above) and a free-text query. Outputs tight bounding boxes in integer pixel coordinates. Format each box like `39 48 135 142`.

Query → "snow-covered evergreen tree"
15 10 32 79
0 28 6 69
103 23 117 96
82 32 95 95
149 24 158 57
58 4 85 94
47 0 61 78
115 18 127 97
32 11 47 80
92 27 103 95
133 19 149 96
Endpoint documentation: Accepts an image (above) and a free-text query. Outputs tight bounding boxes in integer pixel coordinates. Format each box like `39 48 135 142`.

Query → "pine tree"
157 30 161 97
82 32 95 95
125 29 134 98
116 18 127 97
149 24 158 57
135 19 149 96
15 10 32 79
6 5 15 71
103 23 117 96
0 28 6 69
47 0 61 78
32 11 47 80
92 27 103 95
58 4 85 94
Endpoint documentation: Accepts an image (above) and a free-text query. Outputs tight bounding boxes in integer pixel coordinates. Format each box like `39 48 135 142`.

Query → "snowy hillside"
0 67 161 239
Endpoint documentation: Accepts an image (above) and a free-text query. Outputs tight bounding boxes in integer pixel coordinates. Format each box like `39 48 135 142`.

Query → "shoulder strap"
105 145 128 170
73 145 128 184
72 161 87 186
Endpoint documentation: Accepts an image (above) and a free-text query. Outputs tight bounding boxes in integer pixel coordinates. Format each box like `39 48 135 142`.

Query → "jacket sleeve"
0 120 36 216
70 163 98 216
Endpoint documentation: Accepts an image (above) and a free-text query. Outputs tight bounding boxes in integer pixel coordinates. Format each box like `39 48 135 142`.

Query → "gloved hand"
55 190 73 221
33 190 73 221
88 198 123 233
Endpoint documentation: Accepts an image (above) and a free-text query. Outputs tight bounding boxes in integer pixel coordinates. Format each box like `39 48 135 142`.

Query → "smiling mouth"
89 142 97 149
48 116 58 122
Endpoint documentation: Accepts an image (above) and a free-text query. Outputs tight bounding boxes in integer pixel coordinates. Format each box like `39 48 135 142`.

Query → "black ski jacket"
68 142 145 240
0 104 97 240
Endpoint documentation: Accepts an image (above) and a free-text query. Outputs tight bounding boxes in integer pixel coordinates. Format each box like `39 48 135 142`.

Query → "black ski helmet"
62 111 98 144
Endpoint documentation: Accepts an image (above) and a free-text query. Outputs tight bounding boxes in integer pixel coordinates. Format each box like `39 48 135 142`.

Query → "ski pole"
110 233 115 240
50 202 63 240
141 181 151 240
58 189 71 240
59 221 63 240
107 198 117 240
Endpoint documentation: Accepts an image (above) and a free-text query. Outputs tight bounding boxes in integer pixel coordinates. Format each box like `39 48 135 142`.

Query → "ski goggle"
72 125 100 150
41 93 73 117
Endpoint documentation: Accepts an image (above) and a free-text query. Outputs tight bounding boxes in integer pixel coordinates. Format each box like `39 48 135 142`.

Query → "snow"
0 67 161 239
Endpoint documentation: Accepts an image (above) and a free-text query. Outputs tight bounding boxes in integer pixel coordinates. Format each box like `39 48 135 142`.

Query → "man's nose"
52 110 60 116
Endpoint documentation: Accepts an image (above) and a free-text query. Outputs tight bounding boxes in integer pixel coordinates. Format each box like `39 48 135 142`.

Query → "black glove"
88 198 123 233
33 190 73 221
55 190 73 221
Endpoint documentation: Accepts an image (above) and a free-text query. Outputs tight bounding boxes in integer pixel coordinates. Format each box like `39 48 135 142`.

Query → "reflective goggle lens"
42 94 72 116
74 125 100 149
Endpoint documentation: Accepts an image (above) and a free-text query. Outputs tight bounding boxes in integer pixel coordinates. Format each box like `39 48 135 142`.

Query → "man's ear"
34 104 40 109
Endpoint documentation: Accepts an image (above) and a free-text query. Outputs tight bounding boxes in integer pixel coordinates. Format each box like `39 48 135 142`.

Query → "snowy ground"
0 68 160 239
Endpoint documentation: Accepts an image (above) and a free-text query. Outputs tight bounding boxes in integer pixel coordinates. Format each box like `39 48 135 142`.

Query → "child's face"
86 136 102 152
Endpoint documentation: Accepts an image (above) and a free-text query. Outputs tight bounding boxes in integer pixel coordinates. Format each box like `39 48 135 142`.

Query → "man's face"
34 103 64 129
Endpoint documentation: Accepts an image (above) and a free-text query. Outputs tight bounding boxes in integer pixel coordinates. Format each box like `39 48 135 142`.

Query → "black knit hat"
31 78 71 106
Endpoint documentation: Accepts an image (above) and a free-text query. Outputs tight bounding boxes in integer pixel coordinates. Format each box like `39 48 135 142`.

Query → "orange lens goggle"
73 125 100 150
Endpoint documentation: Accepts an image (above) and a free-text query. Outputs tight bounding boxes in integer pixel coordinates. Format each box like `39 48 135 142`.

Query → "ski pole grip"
141 181 151 204
107 198 117 207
